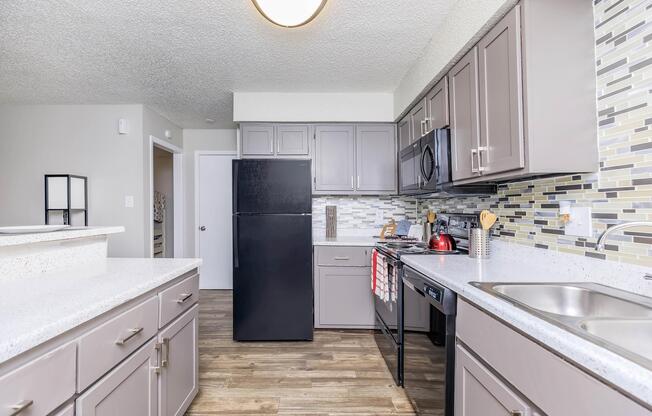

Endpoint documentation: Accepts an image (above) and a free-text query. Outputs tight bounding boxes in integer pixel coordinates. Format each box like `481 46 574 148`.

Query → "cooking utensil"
480 210 497 230
427 211 436 223
380 219 397 238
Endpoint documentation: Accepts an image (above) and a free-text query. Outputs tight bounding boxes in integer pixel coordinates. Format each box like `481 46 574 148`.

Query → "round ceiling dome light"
252 0 327 28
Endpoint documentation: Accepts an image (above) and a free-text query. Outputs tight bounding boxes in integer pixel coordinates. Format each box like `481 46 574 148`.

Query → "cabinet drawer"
159 274 199 328
0 342 76 416
315 246 371 267
77 296 158 391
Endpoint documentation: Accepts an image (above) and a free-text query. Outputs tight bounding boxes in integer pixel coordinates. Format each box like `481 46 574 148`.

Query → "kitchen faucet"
595 221 652 251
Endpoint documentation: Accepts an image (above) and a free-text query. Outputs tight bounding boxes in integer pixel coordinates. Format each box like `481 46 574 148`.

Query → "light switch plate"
565 206 592 237
124 195 134 208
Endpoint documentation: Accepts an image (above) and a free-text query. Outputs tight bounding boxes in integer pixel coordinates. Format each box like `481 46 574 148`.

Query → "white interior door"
198 153 235 289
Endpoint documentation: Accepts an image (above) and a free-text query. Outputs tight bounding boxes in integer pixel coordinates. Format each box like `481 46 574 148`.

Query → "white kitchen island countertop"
400 240 652 408
0 226 124 247
0 257 201 364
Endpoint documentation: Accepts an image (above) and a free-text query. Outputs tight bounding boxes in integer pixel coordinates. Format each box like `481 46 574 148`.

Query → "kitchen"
0 0 651 415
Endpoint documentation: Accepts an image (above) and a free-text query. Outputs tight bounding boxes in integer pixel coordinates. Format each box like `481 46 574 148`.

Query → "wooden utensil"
427 211 436 224
480 210 497 230
380 219 397 238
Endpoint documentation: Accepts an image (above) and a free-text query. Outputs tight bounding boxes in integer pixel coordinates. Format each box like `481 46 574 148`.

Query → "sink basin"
471 282 652 370
492 284 652 318
581 319 652 363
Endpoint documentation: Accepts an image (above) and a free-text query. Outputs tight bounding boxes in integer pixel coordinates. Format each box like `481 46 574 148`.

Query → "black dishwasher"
402 265 457 416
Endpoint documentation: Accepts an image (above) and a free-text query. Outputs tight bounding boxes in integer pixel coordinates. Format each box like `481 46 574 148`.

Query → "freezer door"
233 213 313 341
233 159 312 214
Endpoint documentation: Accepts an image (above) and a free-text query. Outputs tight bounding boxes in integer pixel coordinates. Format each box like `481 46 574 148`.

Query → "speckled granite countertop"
0 257 201 364
0 226 125 247
401 240 652 407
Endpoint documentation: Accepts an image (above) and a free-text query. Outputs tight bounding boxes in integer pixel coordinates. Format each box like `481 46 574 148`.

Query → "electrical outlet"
124 195 134 208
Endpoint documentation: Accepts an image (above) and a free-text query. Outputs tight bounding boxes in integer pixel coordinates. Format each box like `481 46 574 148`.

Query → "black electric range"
373 213 479 391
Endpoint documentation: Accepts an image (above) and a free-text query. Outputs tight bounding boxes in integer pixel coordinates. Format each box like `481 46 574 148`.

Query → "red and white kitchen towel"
371 249 396 303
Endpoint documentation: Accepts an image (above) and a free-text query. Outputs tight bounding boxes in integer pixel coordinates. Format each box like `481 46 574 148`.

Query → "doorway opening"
149 135 183 258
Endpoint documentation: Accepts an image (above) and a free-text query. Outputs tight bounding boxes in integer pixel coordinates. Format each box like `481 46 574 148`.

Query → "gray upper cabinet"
314 125 355 192
398 114 412 150
477 5 524 176
241 124 275 156
449 47 481 181
276 124 310 156
355 124 396 192
425 76 449 132
410 98 427 141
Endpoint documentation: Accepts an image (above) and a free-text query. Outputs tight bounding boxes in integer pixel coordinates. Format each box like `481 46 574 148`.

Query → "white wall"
393 0 516 118
0 104 146 257
233 92 394 122
182 129 237 256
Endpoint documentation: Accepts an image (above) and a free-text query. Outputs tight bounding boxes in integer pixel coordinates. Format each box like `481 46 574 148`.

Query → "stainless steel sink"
471 282 652 370
491 284 652 318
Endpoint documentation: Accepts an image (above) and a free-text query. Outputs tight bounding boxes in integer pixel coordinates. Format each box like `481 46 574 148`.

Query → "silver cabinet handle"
350 176 354 190
161 337 170 367
154 342 163 374
115 327 144 345
510 412 524 416
471 148 479 173
357 175 360 189
277 139 280 154
644 273 652 280
9 400 33 416
477 146 487 172
417 174 422 189
334 256 350 260
270 139 273 154
175 292 193 304
199 226 206 231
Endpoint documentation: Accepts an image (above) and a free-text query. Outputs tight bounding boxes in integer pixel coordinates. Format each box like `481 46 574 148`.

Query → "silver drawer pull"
115 327 144 345
10 400 33 415
175 293 193 304
334 256 350 260
161 337 170 367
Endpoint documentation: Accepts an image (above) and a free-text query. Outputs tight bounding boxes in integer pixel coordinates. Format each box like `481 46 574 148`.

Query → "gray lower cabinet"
158 305 199 416
76 338 158 416
241 124 275 156
314 125 356 192
355 124 396 192
276 124 310 156
425 76 449 132
314 246 375 329
455 343 531 416
456 299 649 416
449 47 481 181
477 5 524 176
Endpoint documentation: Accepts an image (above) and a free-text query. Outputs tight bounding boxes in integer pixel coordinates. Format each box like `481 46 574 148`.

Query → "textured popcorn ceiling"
0 0 456 128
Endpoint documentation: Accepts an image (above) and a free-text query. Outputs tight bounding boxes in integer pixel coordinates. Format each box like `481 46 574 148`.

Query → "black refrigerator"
232 159 313 341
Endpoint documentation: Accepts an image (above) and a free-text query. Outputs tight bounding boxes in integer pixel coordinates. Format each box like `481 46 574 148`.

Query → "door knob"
200 226 206 231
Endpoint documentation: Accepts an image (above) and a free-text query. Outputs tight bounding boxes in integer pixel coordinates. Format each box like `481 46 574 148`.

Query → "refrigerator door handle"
233 216 239 269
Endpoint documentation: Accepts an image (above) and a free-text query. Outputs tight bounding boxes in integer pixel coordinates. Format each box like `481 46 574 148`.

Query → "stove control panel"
424 284 443 304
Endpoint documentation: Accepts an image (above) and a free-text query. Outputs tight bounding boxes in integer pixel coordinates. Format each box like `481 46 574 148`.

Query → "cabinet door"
241 124 275 156
314 125 355 192
478 5 524 175
76 339 158 416
449 47 481 181
276 124 310 156
355 124 396 192
398 114 412 150
426 76 450 131
410 98 427 141
159 305 199 416
316 266 375 328
455 343 531 416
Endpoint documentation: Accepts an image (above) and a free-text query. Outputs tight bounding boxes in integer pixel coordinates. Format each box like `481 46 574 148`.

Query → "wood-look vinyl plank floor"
186 290 415 415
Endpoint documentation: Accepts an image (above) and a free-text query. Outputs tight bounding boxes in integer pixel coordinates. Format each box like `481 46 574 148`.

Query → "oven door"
373 255 402 385
399 141 421 195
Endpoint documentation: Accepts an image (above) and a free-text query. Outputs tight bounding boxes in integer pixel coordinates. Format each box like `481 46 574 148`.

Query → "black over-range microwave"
399 128 496 196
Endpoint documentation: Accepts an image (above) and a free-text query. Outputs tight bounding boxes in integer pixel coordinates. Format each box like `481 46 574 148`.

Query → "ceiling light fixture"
252 0 327 28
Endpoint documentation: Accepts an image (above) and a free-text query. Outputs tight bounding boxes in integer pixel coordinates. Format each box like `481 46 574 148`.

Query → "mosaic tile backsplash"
314 0 652 267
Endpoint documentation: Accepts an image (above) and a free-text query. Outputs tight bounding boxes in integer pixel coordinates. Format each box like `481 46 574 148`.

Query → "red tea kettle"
429 232 456 251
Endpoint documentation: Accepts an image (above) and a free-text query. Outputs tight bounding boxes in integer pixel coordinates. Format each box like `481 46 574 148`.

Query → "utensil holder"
326 206 337 238
469 228 490 258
